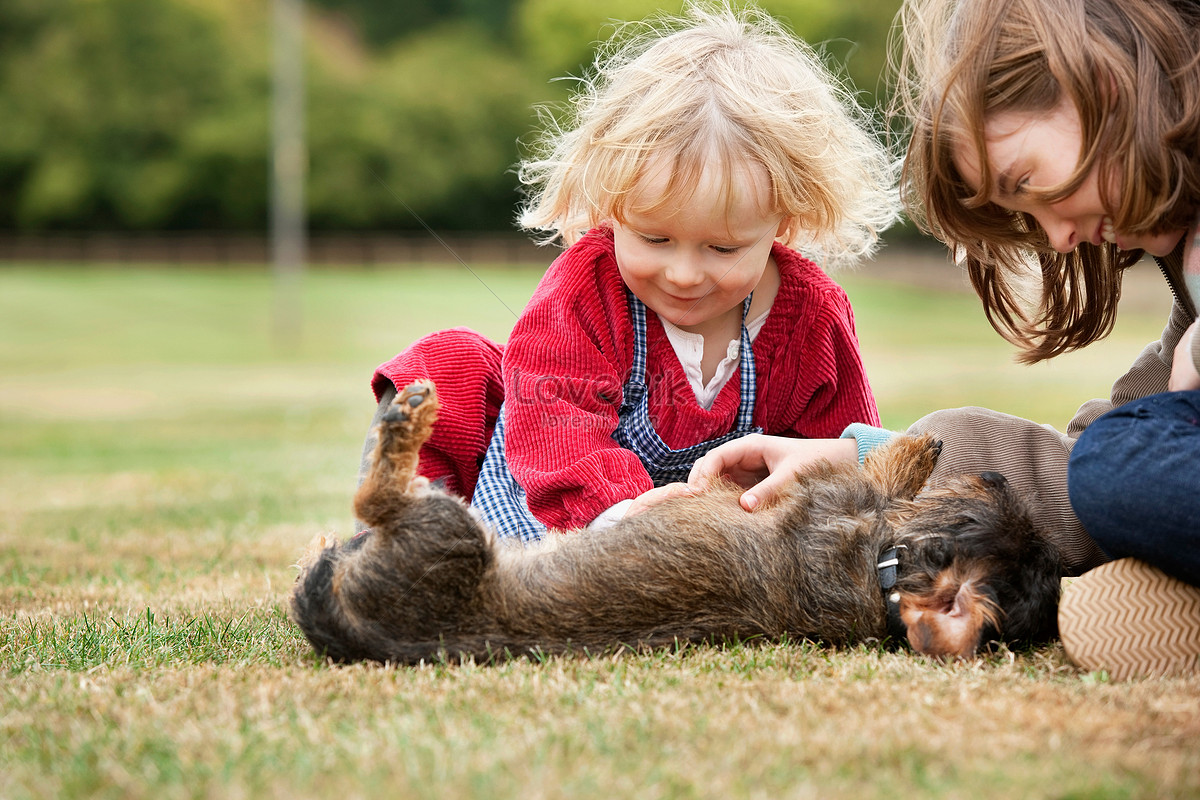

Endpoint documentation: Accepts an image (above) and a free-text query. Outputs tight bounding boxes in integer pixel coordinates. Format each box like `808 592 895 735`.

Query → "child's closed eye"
631 231 741 253
638 234 670 245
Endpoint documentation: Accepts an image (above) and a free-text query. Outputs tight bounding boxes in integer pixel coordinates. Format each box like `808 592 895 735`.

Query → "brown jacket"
908 246 1198 574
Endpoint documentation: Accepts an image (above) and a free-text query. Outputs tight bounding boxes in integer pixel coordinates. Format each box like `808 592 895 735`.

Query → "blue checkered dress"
472 292 762 543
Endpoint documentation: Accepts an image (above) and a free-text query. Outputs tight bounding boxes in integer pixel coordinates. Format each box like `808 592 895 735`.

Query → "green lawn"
1 257 1195 799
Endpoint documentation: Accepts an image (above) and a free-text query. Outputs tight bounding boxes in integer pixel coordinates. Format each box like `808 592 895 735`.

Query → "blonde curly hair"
517 2 900 269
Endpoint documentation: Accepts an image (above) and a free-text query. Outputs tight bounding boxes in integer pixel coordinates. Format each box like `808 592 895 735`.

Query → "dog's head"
888 471 1063 659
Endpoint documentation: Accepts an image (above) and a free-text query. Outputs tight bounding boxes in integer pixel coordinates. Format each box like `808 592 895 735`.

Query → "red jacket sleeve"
501 231 654 529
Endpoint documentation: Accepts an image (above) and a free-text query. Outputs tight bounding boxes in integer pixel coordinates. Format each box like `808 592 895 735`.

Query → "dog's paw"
892 433 940 465
378 380 440 450
384 381 436 421
863 433 943 500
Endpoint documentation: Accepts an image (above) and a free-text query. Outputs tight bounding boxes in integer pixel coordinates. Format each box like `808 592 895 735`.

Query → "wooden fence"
0 231 983 295
0 232 552 267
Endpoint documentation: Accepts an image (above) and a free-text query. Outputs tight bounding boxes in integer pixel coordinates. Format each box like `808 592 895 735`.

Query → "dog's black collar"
877 545 908 646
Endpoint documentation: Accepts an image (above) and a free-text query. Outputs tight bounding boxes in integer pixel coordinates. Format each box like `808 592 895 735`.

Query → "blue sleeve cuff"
840 423 898 466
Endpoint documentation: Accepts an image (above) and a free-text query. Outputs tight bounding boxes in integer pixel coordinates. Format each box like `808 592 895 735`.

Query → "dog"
290 381 1063 665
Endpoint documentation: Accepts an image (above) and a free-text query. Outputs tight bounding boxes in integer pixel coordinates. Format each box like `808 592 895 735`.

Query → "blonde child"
362 2 898 542
691 0 1200 679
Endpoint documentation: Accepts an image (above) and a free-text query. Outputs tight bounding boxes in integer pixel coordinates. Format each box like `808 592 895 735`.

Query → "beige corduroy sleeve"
1192 323 1200 374
906 299 1193 575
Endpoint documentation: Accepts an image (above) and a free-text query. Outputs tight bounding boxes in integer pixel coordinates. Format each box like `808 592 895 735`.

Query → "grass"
1 253 1197 799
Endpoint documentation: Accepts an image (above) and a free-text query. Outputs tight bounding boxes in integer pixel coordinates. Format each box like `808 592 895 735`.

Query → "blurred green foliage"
0 0 899 233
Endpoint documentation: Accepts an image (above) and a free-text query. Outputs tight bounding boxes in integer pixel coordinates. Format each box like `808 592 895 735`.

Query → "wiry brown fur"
290 381 1063 665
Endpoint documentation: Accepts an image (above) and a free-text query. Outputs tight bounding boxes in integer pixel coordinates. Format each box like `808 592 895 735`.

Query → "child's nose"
663 255 706 287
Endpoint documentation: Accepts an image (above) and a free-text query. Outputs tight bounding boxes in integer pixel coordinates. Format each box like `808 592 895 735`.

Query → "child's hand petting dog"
688 434 858 511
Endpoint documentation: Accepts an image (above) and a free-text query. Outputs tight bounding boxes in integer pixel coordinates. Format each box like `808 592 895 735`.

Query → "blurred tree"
306 21 545 230
0 0 268 230
515 0 899 101
516 0 686 80
307 0 521 46
766 0 901 100
0 0 901 233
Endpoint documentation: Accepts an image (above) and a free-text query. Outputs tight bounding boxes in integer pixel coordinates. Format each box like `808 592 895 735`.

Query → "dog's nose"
979 471 1008 489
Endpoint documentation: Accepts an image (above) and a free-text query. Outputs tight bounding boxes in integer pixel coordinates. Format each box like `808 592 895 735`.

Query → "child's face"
953 100 1185 257
612 158 786 332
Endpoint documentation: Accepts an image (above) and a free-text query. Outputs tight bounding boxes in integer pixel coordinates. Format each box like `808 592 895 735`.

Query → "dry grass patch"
3 262 1198 799
4 640 1199 799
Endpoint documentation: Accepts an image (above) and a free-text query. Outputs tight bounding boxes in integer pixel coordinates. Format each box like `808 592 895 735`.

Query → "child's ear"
774 217 792 239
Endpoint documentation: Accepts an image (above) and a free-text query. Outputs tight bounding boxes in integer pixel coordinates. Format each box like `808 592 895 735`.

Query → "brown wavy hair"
892 0 1200 362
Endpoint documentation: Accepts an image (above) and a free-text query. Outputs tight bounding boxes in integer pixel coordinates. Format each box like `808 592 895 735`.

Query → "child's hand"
687 434 857 512
1169 318 1200 391
624 482 698 518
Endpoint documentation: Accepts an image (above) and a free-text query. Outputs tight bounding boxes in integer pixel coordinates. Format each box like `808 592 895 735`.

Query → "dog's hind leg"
354 380 439 529
861 434 942 500
292 379 499 663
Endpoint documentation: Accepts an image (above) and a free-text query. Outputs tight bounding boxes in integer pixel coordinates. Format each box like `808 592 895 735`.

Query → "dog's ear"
988 533 1063 644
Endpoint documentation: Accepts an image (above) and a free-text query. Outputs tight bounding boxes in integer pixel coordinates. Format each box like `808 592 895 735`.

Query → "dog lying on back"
290 381 1063 665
